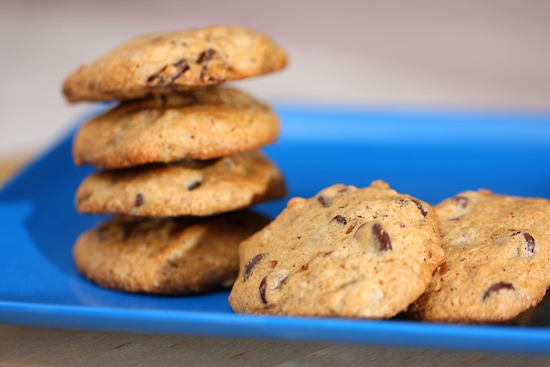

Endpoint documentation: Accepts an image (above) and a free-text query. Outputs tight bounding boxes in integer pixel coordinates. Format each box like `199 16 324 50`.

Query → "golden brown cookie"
407 189 550 323
63 25 287 102
229 181 444 318
72 87 281 169
75 151 286 217
73 211 269 295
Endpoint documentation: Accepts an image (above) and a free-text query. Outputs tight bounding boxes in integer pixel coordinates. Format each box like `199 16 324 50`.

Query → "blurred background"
1 0 550 161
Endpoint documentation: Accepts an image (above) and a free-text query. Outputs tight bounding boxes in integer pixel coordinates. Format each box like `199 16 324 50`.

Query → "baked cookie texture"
229 181 444 318
72 87 280 169
75 151 286 217
73 211 269 295
63 25 287 102
407 190 550 323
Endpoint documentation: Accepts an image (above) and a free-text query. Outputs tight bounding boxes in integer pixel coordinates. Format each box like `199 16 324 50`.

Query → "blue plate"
2 105 550 355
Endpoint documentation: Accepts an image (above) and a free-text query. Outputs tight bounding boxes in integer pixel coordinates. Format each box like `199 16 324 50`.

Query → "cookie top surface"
72 87 280 169
75 150 287 217
73 211 269 295
63 25 287 102
407 190 550 323
229 180 444 318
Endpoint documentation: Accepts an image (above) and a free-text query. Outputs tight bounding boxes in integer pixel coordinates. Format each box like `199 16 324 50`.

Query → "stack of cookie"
63 26 288 295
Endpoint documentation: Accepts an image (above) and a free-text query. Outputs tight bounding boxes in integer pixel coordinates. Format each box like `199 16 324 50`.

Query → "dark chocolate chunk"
452 196 469 209
337 187 351 194
372 223 392 251
147 59 189 86
243 253 265 282
197 48 216 63
412 199 428 217
187 180 202 191
259 277 268 304
524 233 536 253
512 231 536 253
332 215 347 225
134 193 144 208
483 282 515 300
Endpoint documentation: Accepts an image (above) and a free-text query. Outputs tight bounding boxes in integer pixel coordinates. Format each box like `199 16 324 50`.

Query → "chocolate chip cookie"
407 189 550 323
73 211 269 295
63 25 287 102
75 151 286 217
229 181 444 318
72 87 280 169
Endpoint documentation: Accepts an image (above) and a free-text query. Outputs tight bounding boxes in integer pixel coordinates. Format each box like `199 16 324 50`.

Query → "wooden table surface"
1 158 550 367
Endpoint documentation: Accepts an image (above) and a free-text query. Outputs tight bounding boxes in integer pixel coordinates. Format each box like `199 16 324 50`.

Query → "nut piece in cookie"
63 25 287 102
73 211 269 295
75 151 287 217
229 180 444 319
72 88 280 169
407 189 550 323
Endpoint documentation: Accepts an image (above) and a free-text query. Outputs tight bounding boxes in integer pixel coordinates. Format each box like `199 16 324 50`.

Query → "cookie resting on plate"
63 25 287 102
229 181 445 319
407 189 550 323
75 151 286 217
72 87 280 169
73 211 269 295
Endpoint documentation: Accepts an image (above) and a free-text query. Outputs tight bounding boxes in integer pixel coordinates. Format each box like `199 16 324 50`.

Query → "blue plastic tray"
2 105 550 355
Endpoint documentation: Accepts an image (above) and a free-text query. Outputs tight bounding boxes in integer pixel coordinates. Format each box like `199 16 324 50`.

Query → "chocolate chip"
187 180 202 191
523 233 536 253
332 215 347 225
452 196 469 209
134 193 144 208
372 223 392 251
512 231 536 254
259 277 268 304
197 48 216 63
317 195 331 208
243 253 265 282
483 282 515 300
147 59 189 86
412 199 428 217
198 50 219 83
269 260 278 269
